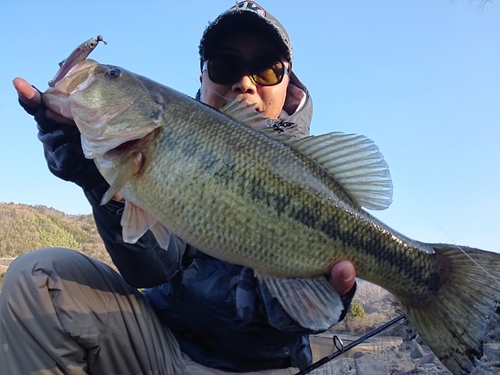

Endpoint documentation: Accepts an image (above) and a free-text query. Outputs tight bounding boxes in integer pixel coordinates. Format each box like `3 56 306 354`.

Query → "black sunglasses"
202 55 289 86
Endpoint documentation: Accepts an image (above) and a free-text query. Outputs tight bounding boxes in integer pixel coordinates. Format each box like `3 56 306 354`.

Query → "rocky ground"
309 315 500 375
309 337 452 375
310 340 500 375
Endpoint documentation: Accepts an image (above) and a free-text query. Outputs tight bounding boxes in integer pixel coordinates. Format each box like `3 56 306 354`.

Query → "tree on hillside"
0 271 6 290
348 302 366 319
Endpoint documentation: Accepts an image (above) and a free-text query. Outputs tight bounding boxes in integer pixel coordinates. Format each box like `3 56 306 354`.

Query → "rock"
415 334 425 345
484 343 500 362
392 346 402 359
422 363 439 371
400 341 411 350
417 353 435 365
470 362 500 375
402 368 426 374
309 358 355 375
352 352 364 359
410 341 425 359
404 332 417 342
355 359 387 375
488 328 500 340
404 325 417 342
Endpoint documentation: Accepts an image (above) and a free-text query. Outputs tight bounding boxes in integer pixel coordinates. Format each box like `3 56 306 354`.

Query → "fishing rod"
295 314 407 375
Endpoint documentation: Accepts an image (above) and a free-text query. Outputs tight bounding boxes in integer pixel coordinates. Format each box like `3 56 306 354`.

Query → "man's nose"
231 75 256 94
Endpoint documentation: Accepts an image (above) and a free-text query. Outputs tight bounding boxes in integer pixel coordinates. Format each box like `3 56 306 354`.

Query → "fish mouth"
101 130 157 161
64 59 99 79
48 59 99 94
104 138 143 159
82 122 159 160
49 56 92 87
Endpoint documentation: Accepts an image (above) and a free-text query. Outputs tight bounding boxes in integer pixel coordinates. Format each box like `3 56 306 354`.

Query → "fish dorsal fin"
219 99 295 142
290 132 393 210
258 274 344 331
121 201 171 250
220 101 392 209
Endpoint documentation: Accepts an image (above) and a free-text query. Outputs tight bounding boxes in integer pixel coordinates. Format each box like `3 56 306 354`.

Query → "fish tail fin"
402 244 500 375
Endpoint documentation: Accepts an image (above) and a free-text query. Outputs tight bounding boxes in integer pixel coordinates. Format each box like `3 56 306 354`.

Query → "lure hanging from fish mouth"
48 35 106 87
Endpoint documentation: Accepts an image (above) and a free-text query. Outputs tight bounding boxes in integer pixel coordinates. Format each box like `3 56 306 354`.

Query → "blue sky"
1 1 499 252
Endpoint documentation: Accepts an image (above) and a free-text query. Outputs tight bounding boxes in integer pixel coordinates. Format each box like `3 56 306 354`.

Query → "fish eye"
105 68 122 79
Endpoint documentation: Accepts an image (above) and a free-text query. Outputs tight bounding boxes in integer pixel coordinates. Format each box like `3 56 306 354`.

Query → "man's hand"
13 76 128 201
329 261 356 297
13 77 40 107
13 76 109 191
13 77 74 125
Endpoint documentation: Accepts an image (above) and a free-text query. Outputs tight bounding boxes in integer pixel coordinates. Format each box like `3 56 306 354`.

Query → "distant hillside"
0 202 112 266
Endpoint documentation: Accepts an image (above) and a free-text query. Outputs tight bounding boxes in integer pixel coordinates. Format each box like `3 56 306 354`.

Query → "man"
2 2 356 374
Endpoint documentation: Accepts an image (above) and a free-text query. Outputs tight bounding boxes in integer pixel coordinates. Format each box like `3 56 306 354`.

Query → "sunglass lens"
209 56 242 85
252 60 284 86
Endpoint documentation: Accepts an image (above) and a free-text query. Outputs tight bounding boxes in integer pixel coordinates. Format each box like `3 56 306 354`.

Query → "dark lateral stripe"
240 171 440 288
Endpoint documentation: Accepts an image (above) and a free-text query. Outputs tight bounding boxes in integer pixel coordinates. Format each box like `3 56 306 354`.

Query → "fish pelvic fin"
259 274 344 331
120 201 171 250
401 244 500 375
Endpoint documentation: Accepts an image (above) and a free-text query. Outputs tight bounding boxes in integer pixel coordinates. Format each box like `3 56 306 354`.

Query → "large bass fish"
44 58 500 375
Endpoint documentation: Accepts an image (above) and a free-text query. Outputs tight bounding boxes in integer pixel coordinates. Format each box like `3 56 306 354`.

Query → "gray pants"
0 248 297 375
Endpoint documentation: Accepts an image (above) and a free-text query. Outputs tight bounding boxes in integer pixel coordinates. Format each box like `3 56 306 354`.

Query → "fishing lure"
48 35 106 87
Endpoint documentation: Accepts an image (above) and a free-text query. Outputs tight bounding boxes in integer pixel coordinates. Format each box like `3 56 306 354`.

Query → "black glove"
19 92 108 191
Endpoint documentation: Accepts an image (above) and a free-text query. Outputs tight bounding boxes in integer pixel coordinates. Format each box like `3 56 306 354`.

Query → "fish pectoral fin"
121 201 158 243
290 132 393 210
149 221 171 250
101 185 122 206
100 152 144 205
260 274 344 331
